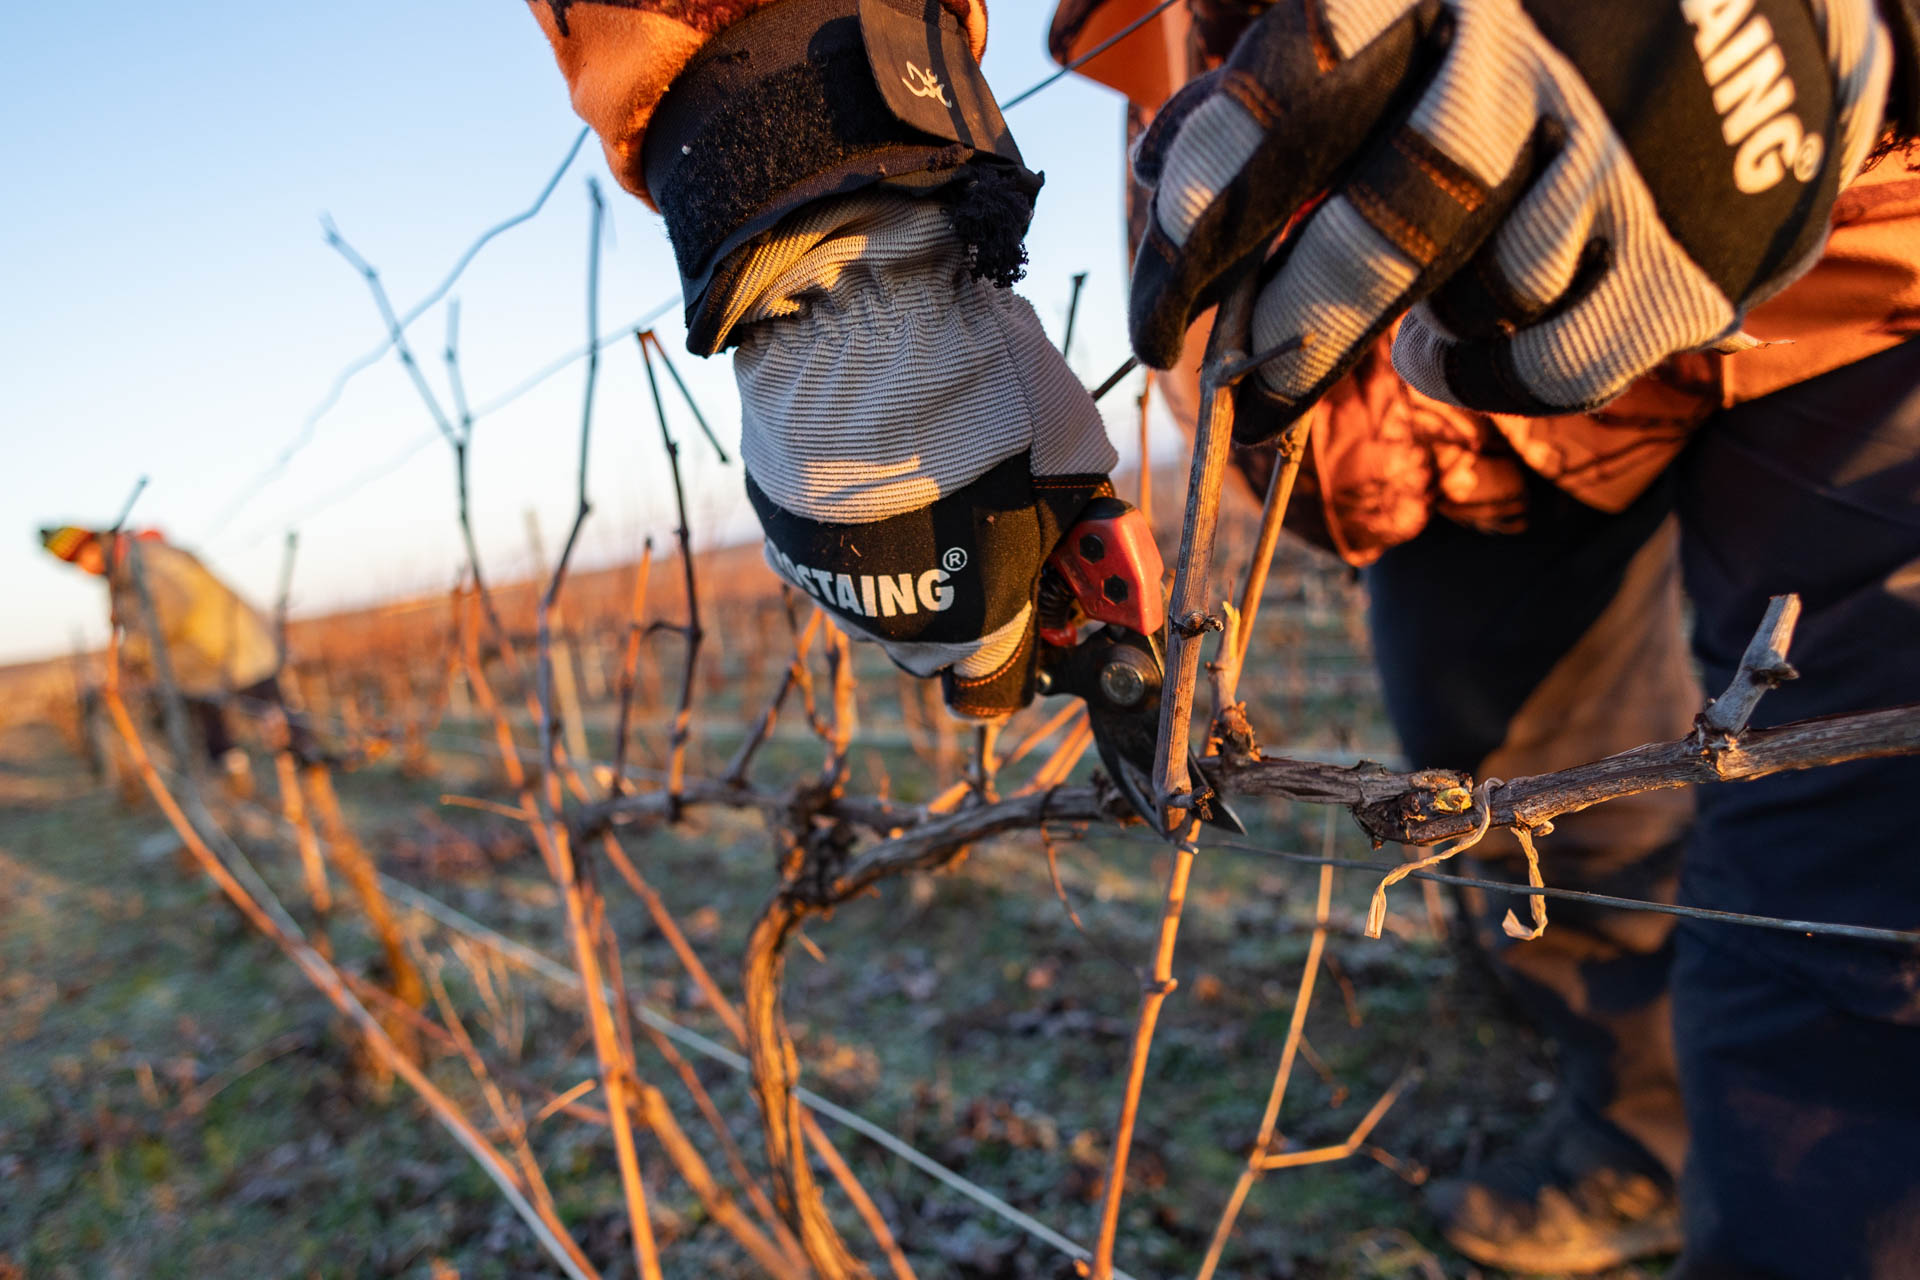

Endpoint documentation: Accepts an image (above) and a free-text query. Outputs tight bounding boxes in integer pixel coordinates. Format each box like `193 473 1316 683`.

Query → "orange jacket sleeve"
526 0 988 205
1298 140 1920 567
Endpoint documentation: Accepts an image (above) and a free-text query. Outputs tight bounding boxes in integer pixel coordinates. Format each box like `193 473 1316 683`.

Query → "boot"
1427 1102 1682 1274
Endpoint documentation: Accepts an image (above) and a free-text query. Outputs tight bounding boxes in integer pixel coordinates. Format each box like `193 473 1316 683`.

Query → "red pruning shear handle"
1037 498 1243 834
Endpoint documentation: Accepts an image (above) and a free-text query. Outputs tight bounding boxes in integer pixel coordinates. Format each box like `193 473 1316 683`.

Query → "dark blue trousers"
1367 337 1920 1278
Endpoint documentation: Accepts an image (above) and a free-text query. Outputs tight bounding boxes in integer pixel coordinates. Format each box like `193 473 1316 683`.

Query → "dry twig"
637 330 705 820
524 178 664 1280
1149 273 1260 830
103 557 599 1280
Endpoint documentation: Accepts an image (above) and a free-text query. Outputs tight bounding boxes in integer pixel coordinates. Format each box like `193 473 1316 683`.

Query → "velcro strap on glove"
746 453 1111 717
646 0 1040 354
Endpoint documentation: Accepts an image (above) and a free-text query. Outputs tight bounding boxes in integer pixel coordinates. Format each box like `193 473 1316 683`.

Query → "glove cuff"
941 621 1038 720
747 453 1110 648
646 0 1040 354
748 455 1113 717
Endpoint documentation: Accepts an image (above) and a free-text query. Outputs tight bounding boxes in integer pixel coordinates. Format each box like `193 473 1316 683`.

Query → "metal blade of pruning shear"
1040 624 1244 834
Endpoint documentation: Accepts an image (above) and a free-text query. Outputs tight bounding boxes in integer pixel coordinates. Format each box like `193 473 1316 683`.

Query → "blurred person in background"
525 0 1920 1273
39 524 319 785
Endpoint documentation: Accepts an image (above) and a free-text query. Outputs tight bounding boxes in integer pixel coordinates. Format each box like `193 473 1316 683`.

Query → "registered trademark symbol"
1793 133 1824 183
942 547 968 572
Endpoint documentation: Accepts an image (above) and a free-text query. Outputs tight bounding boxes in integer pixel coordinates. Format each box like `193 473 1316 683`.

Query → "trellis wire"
225 688 1920 950
219 0 1178 552
1000 0 1184 110
196 716 1135 1273
209 126 594 537
369 856 1142 1279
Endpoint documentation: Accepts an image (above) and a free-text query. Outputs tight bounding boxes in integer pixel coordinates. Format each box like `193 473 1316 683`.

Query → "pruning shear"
1036 497 1244 834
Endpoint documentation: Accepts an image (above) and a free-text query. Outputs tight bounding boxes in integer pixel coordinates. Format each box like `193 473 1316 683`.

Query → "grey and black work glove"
732 194 1119 719
635 0 1120 719
1129 0 1895 441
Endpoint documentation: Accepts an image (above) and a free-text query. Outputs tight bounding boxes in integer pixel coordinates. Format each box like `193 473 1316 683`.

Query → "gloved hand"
576 0 1114 718
729 192 1119 719
1128 0 1894 442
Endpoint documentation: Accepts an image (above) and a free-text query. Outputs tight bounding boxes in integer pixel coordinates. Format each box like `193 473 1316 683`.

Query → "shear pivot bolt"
1099 659 1147 708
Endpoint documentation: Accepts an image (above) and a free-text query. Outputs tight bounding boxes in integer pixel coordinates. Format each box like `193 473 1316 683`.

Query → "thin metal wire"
219 0 1163 555
1116 831 1920 949
1001 0 1184 110
219 0 1173 584
469 300 679 419
191 713 1913 1280
244 431 442 546
375 875 1140 1279
258 0 1163 540
145 768 595 1280
199 761 1134 1275
207 127 594 537
1090 355 1140 402
239 300 680 545
322 841 1131 1276
225 688 1920 949
638 329 730 463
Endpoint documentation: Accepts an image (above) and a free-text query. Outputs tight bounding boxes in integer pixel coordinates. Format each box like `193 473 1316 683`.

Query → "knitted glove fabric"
731 194 1119 718
1129 0 1893 441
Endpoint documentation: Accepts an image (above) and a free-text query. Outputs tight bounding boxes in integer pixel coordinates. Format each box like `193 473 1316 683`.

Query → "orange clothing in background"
109 541 280 698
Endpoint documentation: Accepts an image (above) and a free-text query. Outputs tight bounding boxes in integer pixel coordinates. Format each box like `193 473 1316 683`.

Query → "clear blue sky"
1 0 1158 664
